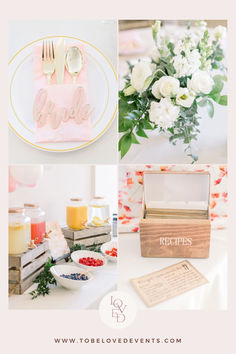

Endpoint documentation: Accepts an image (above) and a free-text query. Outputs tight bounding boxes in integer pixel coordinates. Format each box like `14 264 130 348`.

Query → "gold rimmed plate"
8 35 117 152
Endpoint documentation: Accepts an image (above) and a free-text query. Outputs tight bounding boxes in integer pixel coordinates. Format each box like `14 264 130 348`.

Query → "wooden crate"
9 241 49 295
62 225 111 249
66 233 111 248
62 224 111 240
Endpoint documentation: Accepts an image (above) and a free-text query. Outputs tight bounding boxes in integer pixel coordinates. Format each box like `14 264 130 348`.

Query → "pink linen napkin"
33 43 92 143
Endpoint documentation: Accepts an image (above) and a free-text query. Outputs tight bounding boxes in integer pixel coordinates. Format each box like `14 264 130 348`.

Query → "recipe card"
131 260 208 307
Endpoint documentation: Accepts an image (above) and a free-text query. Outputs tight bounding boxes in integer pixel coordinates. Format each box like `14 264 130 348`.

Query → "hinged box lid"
143 171 210 212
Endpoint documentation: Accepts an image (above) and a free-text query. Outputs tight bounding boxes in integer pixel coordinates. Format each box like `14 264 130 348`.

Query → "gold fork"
41 40 55 84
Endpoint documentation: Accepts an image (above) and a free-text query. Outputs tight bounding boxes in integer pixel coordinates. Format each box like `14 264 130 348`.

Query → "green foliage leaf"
206 99 214 118
143 120 153 129
136 128 148 138
167 42 174 56
210 92 221 103
210 75 224 96
198 98 208 107
119 117 134 132
218 95 227 106
131 132 140 144
69 243 101 257
119 99 135 119
119 133 132 158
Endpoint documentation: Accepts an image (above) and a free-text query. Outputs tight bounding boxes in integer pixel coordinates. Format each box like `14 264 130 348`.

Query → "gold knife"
55 38 65 84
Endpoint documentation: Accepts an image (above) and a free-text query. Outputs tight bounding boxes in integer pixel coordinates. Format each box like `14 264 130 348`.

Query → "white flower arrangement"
119 20 227 162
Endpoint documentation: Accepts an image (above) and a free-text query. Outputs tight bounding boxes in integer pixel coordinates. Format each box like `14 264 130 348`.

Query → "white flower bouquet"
119 21 227 162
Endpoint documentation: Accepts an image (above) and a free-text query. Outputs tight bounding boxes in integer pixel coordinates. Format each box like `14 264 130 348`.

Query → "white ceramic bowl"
101 241 118 263
50 264 93 290
71 250 107 271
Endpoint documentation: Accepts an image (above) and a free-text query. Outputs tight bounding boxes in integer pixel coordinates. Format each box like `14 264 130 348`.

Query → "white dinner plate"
9 35 117 152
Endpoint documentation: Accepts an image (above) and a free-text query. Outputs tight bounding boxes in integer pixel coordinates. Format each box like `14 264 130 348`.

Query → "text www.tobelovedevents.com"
53 337 182 344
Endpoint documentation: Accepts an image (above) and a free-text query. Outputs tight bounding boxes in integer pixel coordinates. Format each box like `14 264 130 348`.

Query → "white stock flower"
214 25 227 40
152 76 180 99
174 37 195 56
173 55 189 78
176 88 195 108
173 49 201 78
188 70 214 94
149 98 180 129
204 59 212 71
151 47 161 63
130 61 152 93
187 49 201 71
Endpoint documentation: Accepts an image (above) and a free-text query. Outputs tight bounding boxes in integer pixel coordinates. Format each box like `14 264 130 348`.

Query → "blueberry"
60 272 89 281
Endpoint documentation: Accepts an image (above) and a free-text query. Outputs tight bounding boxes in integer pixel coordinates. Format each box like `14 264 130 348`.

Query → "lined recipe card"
131 260 208 307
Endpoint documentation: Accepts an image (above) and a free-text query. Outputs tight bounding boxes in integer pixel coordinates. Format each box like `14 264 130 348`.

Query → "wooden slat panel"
62 224 111 240
9 241 49 268
145 208 208 215
66 233 111 248
146 213 208 220
9 266 44 295
9 251 50 282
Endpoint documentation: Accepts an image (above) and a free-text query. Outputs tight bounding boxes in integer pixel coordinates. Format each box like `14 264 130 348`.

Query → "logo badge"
99 291 136 328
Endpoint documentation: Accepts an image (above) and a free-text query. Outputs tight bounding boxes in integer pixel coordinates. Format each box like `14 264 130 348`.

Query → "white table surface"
118 230 227 310
8 20 117 164
9 260 117 310
119 26 227 164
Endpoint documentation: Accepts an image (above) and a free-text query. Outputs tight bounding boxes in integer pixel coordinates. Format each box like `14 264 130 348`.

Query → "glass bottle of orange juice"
66 198 88 230
8 208 31 254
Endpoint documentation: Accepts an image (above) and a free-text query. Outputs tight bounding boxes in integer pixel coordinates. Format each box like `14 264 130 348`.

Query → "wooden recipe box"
139 171 211 258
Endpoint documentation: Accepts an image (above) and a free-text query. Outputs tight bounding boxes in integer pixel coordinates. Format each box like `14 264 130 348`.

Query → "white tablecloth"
118 230 227 310
9 260 117 310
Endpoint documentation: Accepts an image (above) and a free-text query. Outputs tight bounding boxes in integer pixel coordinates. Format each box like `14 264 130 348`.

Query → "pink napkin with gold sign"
33 43 92 143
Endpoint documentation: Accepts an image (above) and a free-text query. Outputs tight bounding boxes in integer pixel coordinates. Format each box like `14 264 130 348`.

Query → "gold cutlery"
41 40 55 84
65 46 84 83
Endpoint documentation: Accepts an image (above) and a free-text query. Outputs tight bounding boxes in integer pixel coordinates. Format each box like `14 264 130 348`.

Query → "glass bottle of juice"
8 208 31 254
66 198 88 230
88 196 110 226
24 204 46 244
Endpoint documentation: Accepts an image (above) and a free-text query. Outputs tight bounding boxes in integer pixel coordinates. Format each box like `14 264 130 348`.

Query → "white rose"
152 76 180 99
130 61 152 93
214 25 226 40
188 70 214 94
149 98 180 129
176 88 195 108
